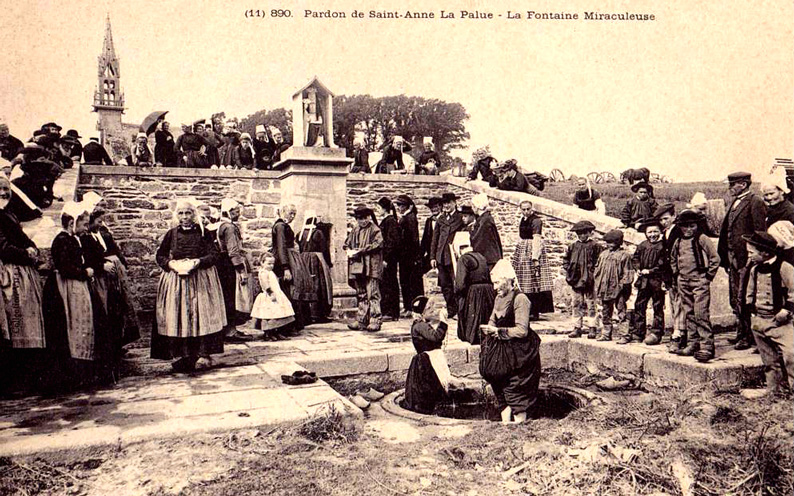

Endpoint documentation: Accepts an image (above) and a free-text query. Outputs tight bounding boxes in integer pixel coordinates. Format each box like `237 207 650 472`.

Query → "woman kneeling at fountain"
404 295 464 414
480 259 542 423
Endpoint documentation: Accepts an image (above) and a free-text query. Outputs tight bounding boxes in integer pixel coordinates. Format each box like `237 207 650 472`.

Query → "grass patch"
298 404 360 445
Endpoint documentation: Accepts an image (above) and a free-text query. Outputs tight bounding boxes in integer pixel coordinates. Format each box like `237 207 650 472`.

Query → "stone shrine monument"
276 77 352 290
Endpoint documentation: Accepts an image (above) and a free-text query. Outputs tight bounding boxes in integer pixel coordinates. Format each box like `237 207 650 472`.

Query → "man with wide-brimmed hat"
564 220 602 338
740 231 794 398
431 192 464 317
718 171 767 350
669 210 720 361
344 205 384 332
620 182 658 230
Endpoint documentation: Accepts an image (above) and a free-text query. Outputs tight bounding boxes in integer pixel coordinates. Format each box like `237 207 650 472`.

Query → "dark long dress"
175 133 209 168
404 320 449 414
81 228 140 350
379 214 401 319
397 210 424 312
483 291 541 415
154 130 177 166
298 223 334 321
454 251 495 344
42 231 112 387
216 220 245 330
272 218 315 330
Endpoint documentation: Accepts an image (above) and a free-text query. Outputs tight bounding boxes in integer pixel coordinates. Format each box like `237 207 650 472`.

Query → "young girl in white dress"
252 253 295 340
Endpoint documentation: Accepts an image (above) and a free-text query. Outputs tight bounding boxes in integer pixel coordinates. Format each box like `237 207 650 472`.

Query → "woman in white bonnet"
762 167 794 228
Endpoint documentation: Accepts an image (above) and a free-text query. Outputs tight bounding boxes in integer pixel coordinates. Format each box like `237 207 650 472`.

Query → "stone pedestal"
275 146 352 287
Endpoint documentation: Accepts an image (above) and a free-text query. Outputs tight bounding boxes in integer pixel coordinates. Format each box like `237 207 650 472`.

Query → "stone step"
330 307 357 320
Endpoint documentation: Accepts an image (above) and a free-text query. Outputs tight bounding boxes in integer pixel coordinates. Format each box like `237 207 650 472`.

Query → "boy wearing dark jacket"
620 219 667 345
564 221 603 338
669 210 720 361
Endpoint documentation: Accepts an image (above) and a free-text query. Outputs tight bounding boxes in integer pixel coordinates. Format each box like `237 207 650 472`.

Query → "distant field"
541 181 732 218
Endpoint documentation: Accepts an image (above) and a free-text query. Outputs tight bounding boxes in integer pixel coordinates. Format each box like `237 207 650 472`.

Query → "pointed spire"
102 13 116 61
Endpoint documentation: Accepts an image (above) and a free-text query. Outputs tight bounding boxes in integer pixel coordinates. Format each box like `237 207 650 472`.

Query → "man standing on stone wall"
718 172 767 350
431 193 463 318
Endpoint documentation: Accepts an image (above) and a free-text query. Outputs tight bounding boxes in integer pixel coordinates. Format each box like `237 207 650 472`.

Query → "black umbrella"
140 110 169 135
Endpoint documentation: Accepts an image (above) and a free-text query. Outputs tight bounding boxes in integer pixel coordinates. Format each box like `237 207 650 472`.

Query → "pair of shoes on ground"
349 387 385 409
347 322 381 332
568 327 598 339
281 370 318 385
225 330 254 343
616 333 663 346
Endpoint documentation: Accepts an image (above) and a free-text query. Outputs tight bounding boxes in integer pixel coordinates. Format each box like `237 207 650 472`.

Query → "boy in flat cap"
344 205 384 332
620 219 667 345
620 182 658 230
740 231 794 398
718 171 767 351
564 221 603 338
669 210 720 360
593 229 634 341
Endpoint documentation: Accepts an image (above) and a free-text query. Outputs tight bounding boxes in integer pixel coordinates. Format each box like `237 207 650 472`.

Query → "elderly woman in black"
480 259 542 424
454 243 495 345
376 197 402 321
272 203 315 331
151 199 226 372
393 194 424 315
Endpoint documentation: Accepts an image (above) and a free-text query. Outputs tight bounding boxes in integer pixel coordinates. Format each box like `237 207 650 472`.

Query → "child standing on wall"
620 219 667 345
251 253 295 340
563 221 603 339
593 229 634 341
669 210 720 361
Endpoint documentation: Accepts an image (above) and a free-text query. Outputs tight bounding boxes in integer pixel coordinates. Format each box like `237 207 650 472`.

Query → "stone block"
252 179 271 191
242 207 257 219
387 350 415 371
250 191 282 204
299 350 388 377
567 339 654 377
539 336 568 369
643 354 744 391
191 184 210 193
122 199 155 210
261 205 276 218
445 345 468 366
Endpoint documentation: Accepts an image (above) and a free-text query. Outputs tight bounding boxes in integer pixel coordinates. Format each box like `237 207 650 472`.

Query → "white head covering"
768 221 794 250
761 166 790 194
82 191 103 212
269 126 282 136
423 136 433 145
471 193 489 211
490 258 517 282
452 231 472 260
173 198 204 233
136 132 147 140
220 198 240 214
303 210 317 226
255 124 266 134
240 132 252 141
61 201 89 220
689 192 708 207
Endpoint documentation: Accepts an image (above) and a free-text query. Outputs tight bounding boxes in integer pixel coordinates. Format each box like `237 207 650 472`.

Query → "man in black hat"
564 220 602 338
420 197 442 273
63 130 83 162
83 137 114 165
459 205 477 230
494 159 539 195
669 210 720 361
741 231 794 398
344 205 384 332
654 203 683 347
394 195 424 314
620 182 658 229
431 192 464 317
718 171 766 350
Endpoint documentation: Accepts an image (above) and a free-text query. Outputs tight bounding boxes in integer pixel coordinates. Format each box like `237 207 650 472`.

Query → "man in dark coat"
376 136 411 173
718 171 767 350
420 197 442 273
0 123 24 161
394 195 424 315
469 193 502 270
494 160 540 195
63 130 83 162
83 138 114 165
430 192 464 317
620 182 658 229
350 140 370 173
154 122 177 166
467 155 497 184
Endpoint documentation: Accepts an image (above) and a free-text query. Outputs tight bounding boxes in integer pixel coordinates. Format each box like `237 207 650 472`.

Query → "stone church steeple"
92 14 125 158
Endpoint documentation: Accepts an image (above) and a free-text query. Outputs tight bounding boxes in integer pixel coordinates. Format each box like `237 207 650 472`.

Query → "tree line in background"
234 95 469 169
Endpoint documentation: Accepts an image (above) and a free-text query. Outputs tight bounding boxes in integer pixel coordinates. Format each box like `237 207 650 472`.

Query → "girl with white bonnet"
479 259 542 424
151 198 226 372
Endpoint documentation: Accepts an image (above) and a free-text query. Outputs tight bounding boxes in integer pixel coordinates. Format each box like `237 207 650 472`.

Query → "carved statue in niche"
303 87 326 147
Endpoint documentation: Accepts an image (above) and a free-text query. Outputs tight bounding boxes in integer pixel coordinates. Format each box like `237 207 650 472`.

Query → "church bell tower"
92 14 125 159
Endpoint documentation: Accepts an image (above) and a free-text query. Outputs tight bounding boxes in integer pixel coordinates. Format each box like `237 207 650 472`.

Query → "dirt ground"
2 370 792 496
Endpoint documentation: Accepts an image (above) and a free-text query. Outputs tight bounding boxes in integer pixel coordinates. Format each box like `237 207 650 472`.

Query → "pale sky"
0 0 791 181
